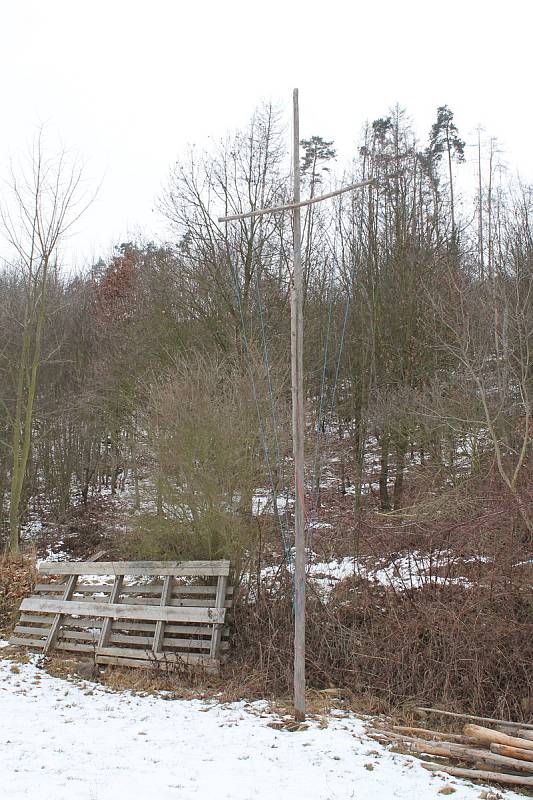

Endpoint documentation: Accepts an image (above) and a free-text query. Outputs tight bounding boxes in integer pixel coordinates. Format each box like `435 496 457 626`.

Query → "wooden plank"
210 574 228 659
108 633 228 651
60 618 103 630
109 620 228 637
20 597 226 624
38 560 231 577
35 583 233 596
11 626 49 639
103 596 232 608
96 646 215 664
15 615 228 642
38 594 232 608
95 655 219 673
55 641 95 654
9 642 220 670
9 636 46 649
58 629 101 642
17 614 53 626
43 574 78 656
153 576 173 654
97 575 124 650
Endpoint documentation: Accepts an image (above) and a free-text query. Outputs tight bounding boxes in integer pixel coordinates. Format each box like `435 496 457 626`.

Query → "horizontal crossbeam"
20 597 226 624
38 560 231 577
218 178 375 222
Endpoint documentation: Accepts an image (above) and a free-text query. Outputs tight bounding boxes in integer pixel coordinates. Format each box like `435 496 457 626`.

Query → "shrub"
230 575 533 720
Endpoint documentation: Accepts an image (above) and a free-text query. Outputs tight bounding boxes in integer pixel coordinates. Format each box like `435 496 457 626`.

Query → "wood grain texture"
38 560 230 577
20 597 226 624
13 559 232 670
152 575 173 654
42 574 78 656
420 761 533 787
97 574 124 650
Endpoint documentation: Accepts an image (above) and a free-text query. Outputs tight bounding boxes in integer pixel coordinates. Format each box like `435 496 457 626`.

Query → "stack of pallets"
10 560 232 672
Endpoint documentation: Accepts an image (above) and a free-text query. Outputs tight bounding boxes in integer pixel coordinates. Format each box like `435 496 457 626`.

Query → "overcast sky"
1 0 531 268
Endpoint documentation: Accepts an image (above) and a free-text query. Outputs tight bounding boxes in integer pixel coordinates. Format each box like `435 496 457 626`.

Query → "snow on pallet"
10 560 232 671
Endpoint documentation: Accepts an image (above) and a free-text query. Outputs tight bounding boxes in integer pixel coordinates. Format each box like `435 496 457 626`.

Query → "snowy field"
0 645 522 800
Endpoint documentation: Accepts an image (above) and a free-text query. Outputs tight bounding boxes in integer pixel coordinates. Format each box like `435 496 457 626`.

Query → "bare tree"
1 134 90 551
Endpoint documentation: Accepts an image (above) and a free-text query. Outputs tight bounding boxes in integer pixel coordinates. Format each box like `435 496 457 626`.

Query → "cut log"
370 729 479 747
464 724 533 752
420 761 533 788
417 707 533 732
383 733 533 773
495 726 533 741
391 726 467 743
490 743 533 762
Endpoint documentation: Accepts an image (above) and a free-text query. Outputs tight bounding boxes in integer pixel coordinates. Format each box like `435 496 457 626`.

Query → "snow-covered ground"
0 645 521 800
256 550 486 598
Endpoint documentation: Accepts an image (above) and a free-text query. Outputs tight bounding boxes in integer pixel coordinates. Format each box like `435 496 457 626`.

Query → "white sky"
1 0 531 268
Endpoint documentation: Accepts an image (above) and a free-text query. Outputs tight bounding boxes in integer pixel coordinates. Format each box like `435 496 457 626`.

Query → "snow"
251 490 293 516
256 550 480 598
0 648 521 800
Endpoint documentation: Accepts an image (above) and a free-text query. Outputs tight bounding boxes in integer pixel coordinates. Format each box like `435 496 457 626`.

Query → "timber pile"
9 560 232 672
368 708 533 789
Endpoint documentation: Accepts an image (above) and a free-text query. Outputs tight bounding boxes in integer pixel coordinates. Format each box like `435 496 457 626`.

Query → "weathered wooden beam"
218 178 375 222
491 742 533 762
416 707 533 731
35 583 234 596
420 761 533 787
96 646 214 663
42 574 78 656
152 575 173 654
464 724 533 752
95 654 219 673
209 574 228 659
38 560 231 577
97 574 124 650
20 597 226 624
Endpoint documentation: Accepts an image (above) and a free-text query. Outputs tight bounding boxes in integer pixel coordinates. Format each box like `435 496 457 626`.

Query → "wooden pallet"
10 560 232 672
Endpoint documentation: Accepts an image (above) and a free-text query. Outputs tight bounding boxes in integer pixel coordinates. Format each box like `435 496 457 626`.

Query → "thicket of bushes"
231 575 533 719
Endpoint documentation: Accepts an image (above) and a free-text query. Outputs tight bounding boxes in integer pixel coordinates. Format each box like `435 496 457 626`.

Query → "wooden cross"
219 89 373 720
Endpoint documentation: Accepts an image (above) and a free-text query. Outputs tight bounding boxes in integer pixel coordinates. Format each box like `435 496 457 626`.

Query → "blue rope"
254 261 293 555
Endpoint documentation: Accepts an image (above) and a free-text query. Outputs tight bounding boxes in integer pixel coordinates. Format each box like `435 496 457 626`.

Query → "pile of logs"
368 708 533 789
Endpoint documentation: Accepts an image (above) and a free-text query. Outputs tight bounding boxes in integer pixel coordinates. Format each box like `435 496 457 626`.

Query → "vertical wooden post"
217 90 373 719
291 87 306 721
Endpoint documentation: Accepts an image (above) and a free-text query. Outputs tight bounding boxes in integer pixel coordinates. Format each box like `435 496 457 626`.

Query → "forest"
1 102 532 718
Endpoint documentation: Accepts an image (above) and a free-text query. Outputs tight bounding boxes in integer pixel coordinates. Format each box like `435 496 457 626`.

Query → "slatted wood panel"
10 560 232 672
